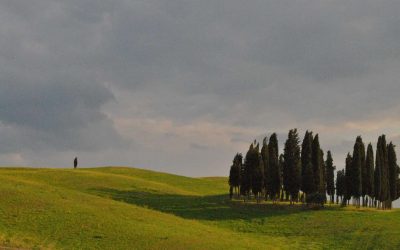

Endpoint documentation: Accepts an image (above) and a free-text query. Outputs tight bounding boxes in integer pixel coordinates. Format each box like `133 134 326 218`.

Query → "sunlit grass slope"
0 167 399 249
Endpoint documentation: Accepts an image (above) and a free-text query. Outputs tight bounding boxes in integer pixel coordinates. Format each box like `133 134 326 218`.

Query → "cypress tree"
283 129 301 204
374 138 382 208
301 131 315 198
252 143 264 202
319 149 327 198
326 151 335 204
365 144 374 207
261 137 270 199
358 138 367 206
388 142 398 209
312 134 323 194
268 133 281 201
241 144 254 199
380 136 390 209
336 169 346 204
228 153 242 197
375 135 390 209
344 153 353 205
351 136 363 207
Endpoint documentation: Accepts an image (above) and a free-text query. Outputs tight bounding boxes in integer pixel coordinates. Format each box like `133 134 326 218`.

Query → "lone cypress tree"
268 133 281 201
326 151 335 204
365 144 375 207
283 129 301 204
301 131 315 197
261 137 270 199
388 142 398 209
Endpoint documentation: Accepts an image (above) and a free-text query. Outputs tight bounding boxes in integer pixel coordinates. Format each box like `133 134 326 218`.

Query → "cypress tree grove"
261 137 270 200
326 151 335 204
268 133 281 202
283 129 301 204
365 143 375 207
229 153 242 197
301 131 315 198
374 138 382 208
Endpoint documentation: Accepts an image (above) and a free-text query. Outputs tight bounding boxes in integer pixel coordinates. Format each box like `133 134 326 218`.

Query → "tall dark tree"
241 144 254 199
319 149 327 197
301 131 315 197
268 133 281 201
261 137 270 199
336 169 346 204
365 143 375 207
252 143 264 202
229 153 242 197
375 135 390 209
388 142 399 208
358 137 367 206
283 129 302 204
326 151 335 204
312 134 323 194
344 153 353 205
351 136 363 207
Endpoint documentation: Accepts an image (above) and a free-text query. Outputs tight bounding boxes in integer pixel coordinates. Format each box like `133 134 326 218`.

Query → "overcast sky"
1 0 400 178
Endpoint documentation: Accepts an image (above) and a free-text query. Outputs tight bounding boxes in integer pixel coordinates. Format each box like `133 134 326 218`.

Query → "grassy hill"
0 167 399 249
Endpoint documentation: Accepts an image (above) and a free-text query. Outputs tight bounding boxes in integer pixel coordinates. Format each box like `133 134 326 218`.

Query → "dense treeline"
229 130 400 209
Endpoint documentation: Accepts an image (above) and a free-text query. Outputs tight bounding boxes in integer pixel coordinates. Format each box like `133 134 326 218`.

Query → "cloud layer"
0 0 400 178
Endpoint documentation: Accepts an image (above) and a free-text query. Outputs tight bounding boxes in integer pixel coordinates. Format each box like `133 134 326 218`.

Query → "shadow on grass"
90 188 325 221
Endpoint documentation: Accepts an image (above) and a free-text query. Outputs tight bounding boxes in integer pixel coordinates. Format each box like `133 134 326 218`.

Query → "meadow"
0 167 399 249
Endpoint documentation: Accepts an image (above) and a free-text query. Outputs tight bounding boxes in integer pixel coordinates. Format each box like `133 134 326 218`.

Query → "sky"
1 0 400 178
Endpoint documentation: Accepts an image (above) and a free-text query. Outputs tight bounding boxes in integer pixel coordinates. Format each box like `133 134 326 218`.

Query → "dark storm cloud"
0 0 400 175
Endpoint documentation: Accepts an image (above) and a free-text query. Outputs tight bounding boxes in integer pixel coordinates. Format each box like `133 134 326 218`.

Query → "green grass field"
0 167 399 249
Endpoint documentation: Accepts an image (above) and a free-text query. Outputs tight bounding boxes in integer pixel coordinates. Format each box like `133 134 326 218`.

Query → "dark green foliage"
344 153 353 202
301 131 315 195
365 144 374 200
261 137 270 197
283 129 301 203
241 144 254 196
228 153 242 196
325 151 335 203
268 133 281 201
388 143 398 203
312 134 323 194
351 137 364 201
306 193 326 208
375 135 390 209
319 149 326 196
336 169 346 203
253 145 264 201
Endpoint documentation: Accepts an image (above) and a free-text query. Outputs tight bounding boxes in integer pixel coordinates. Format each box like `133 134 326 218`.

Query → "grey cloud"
1 0 400 178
